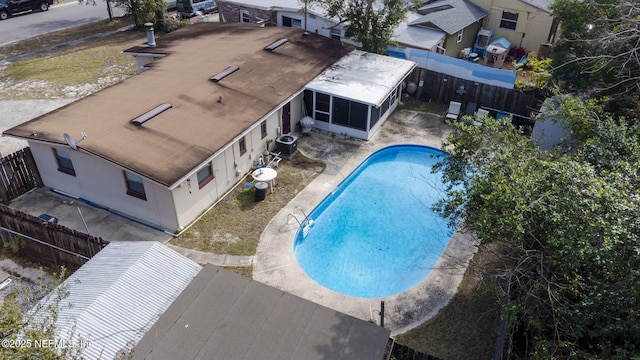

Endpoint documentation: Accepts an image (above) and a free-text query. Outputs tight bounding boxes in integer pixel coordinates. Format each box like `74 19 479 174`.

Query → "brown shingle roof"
4 23 352 186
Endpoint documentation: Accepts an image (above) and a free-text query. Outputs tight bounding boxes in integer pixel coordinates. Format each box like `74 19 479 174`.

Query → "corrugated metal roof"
34 242 201 360
411 0 488 34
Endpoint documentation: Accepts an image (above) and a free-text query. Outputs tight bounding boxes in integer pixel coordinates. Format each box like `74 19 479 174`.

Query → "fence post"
0 185 8 205
24 147 43 187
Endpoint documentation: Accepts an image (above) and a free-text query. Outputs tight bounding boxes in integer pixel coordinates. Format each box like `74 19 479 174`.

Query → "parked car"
176 0 216 18
0 0 54 20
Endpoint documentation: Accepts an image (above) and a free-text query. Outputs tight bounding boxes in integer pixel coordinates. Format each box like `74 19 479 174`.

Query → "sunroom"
303 50 417 140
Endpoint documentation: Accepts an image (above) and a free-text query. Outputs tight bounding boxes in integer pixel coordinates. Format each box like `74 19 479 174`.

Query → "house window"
282 16 302 28
260 121 267 139
314 92 331 123
500 11 518 30
390 87 398 105
124 171 146 200
331 97 368 131
239 136 247 156
197 163 214 189
53 148 75 176
330 27 341 40
240 10 250 23
456 29 463 43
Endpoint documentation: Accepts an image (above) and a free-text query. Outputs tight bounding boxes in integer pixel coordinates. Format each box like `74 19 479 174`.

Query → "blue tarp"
387 45 516 89
490 37 511 49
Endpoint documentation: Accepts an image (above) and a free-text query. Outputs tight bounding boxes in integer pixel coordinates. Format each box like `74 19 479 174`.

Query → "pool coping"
253 111 478 335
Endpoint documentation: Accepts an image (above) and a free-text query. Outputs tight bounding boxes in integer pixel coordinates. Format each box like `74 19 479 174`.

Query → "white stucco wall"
287 95 304 134
160 94 302 229
29 142 178 231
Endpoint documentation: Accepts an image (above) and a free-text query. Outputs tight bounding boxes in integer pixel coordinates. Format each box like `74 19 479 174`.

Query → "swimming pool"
293 144 454 298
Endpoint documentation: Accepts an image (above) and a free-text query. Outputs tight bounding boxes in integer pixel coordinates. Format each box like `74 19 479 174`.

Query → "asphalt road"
0 0 126 46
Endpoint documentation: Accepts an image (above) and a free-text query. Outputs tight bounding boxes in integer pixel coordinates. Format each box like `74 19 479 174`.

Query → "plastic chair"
446 101 462 120
475 108 489 125
465 102 477 116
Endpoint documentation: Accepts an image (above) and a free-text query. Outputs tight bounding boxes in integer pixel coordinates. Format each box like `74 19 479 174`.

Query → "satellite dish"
63 132 87 150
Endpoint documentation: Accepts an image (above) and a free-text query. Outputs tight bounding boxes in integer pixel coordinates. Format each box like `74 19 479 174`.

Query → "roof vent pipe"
145 22 156 47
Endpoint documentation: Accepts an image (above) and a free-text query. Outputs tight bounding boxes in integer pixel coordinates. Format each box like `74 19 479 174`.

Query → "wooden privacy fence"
0 147 42 205
0 205 109 269
409 69 543 125
391 343 441 360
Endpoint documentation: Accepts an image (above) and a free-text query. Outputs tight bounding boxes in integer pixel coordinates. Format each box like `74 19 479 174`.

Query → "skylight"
131 103 172 126
210 66 240 82
264 38 288 52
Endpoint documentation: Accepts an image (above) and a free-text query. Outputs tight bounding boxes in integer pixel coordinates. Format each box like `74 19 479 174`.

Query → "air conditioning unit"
275 134 298 157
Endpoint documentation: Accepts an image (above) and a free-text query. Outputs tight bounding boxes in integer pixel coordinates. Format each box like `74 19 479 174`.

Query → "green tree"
0 268 84 360
312 0 408 54
434 97 640 358
79 0 167 29
550 0 640 109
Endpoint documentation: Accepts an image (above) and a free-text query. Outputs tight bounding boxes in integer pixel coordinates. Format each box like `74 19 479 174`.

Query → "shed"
31 241 202 360
483 37 511 68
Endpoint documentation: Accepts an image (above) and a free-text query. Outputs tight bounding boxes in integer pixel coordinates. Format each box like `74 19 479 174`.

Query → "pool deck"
254 109 479 335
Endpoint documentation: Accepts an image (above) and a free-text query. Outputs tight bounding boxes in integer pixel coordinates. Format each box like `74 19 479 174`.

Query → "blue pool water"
294 145 455 298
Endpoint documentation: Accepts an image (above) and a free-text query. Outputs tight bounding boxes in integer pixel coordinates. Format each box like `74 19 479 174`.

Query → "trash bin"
254 182 268 202
38 214 58 224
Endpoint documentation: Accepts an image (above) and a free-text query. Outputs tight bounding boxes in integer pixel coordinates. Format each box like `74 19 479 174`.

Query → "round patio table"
251 167 277 193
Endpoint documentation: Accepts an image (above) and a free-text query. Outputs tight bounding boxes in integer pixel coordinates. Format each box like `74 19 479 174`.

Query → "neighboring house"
469 0 558 54
3 23 414 232
406 0 488 57
132 264 391 360
218 0 487 57
394 11 447 53
32 241 202 360
218 0 359 46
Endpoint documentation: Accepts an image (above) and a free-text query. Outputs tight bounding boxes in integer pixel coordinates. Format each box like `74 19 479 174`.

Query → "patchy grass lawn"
395 243 503 359
0 16 137 62
223 266 253 278
0 17 142 100
170 153 325 256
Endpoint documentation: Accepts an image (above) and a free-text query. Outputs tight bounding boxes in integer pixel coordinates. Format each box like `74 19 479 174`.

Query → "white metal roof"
395 12 447 50
33 242 201 360
305 50 417 107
